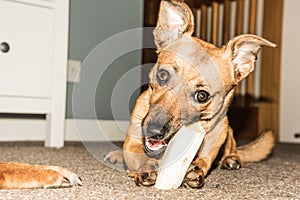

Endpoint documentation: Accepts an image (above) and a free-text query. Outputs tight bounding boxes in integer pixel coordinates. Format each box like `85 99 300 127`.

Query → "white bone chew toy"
154 123 206 190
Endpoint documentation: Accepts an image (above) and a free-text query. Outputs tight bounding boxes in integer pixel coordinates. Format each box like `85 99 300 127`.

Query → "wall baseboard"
0 118 128 142
65 119 128 141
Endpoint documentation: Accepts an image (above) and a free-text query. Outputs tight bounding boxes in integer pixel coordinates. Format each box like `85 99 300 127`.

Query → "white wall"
280 0 300 143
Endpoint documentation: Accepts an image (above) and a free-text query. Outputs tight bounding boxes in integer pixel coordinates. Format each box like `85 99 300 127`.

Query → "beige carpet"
0 142 299 200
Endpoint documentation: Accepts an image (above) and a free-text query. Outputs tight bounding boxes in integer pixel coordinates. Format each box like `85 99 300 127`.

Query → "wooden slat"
248 0 258 34
200 4 208 41
211 1 219 46
235 0 245 35
246 0 258 100
184 0 194 8
142 0 159 92
259 0 283 141
222 0 231 44
143 0 159 26
235 0 245 96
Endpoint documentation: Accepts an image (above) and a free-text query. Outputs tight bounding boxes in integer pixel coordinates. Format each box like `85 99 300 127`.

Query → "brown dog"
0 162 81 189
106 0 276 188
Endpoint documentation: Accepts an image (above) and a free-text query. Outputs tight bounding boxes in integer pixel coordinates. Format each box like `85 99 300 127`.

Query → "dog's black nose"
147 122 166 140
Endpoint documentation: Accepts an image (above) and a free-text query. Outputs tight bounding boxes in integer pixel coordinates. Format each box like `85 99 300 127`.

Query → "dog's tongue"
146 139 166 151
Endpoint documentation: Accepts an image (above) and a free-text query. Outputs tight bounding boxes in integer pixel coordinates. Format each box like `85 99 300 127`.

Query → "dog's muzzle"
143 121 171 158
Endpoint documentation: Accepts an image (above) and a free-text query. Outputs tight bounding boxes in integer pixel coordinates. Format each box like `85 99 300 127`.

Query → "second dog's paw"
103 150 124 165
0 163 81 189
46 166 82 188
220 155 241 170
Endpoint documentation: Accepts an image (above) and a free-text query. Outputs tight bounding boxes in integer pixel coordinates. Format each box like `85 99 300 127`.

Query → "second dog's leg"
0 162 82 189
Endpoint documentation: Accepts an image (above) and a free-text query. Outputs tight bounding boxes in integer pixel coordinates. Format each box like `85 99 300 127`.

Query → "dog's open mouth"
144 137 170 158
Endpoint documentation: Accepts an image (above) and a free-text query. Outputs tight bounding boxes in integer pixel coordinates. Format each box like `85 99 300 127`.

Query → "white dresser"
0 0 69 147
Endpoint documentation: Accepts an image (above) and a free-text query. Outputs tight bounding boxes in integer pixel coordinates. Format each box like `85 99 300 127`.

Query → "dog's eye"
194 90 210 103
156 69 169 85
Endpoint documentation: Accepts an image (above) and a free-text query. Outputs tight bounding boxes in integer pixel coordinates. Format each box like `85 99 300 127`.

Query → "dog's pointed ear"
225 34 277 83
153 0 194 49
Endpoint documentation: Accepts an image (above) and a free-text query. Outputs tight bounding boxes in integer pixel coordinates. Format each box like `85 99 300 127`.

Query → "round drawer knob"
0 42 10 53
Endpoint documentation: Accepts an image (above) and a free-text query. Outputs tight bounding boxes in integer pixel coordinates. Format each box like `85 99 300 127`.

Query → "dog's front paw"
220 155 241 170
183 165 205 188
129 159 158 187
133 170 157 187
104 150 124 165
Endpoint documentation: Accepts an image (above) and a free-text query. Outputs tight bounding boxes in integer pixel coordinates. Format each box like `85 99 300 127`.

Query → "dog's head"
142 0 276 157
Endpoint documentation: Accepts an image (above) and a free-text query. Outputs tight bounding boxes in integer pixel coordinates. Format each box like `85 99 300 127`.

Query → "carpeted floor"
0 141 299 200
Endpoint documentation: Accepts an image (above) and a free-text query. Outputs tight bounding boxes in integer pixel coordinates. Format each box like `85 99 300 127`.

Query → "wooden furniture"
0 0 70 147
142 0 283 141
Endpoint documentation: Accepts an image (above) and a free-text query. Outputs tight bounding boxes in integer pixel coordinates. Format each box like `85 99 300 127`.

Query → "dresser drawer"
0 0 54 98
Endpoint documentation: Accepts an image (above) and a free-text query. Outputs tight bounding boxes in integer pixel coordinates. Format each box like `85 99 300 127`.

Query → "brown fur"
237 130 275 162
0 162 81 189
106 0 277 188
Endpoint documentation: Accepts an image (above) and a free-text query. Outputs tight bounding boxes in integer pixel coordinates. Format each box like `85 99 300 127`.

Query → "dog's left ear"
225 34 277 83
153 0 194 50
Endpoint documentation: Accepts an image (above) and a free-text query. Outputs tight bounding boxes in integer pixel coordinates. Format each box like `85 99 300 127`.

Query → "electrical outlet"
67 59 81 83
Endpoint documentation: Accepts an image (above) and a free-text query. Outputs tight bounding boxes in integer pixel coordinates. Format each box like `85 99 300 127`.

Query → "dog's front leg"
122 89 159 186
123 124 159 187
183 118 229 188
